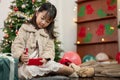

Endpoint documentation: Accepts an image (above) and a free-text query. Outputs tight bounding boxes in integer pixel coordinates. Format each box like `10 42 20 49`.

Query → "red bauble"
14 7 18 12
62 51 81 65
116 52 120 64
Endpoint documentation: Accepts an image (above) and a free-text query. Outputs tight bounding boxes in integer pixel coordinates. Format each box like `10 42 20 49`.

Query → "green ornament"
105 24 114 35
84 33 92 42
97 9 107 18
78 6 85 17
82 54 96 63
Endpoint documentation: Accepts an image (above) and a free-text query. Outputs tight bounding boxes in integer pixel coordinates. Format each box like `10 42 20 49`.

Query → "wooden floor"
29 76 120 80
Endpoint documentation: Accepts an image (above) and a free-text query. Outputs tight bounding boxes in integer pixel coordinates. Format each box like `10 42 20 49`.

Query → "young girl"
11 2 94 79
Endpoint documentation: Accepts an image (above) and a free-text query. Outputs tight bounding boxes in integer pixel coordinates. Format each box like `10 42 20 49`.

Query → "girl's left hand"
41 58 47 64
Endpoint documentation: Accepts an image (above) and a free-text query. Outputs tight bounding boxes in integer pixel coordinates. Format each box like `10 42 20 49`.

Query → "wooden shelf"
75 0 118 59
76 16 116 23
76 0 96 3
75 41 118 46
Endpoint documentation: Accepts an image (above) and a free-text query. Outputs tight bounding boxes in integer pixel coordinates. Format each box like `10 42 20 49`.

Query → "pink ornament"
116 52 120 64
32 0 35 3
62 51 81 65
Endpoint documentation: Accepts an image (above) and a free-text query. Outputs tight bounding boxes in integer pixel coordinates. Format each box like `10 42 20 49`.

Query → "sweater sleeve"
11 24 26 59
41 39 55 60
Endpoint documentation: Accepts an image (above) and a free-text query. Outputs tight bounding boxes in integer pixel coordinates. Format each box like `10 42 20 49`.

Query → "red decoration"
9 24 13 28
14 6 18 12
59 58 72 66
96 24 105 36
25 48 28 55
27 58 43 66
106 0 111 5
15 30 18 35
86 4 94 15
78 27 86 38
62 51 81 65
108 5 116 10
116 52 120 64
106 0 116 11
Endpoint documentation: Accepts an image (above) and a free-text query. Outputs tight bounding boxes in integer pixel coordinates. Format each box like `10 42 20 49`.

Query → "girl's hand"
41 58 47 64
20 52 29 64
41 58 51 65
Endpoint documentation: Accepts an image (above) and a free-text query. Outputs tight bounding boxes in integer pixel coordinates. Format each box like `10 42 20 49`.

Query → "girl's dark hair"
29 2 57 39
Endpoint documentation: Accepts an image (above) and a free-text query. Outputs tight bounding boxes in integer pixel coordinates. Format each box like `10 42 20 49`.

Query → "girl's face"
36 11 52 29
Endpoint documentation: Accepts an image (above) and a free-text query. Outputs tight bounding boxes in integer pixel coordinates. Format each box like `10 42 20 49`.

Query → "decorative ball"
62 51 81 65
4 34 9 38
21 4 26 9
82 54 96 63
14 6 18 12
96 52 109 61
32 0 36 3
116 52 120 64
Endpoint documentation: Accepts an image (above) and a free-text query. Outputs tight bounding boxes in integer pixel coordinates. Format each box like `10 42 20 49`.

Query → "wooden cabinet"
76 0 118 59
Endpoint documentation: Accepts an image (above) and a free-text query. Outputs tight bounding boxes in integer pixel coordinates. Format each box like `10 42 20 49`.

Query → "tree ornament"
4 34 9 38
22 4 26 9
3 29 7 33
3 44 6 46
8 19 12 23
9 24 13 28
12 20 15 23
36 7 39 11
5 42 8 45
14 6 18 12
5 39 8 42
32 0 36 3
12 3 16 7
9 41 12 43
11 30 14 32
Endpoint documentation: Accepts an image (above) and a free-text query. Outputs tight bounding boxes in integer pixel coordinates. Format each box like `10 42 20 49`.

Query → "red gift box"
27 58 43 66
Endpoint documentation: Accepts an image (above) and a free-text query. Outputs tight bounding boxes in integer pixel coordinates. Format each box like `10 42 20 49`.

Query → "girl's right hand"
20 52 29 64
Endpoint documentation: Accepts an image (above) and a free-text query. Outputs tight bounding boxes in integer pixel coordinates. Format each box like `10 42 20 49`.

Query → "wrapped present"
0 53 19 80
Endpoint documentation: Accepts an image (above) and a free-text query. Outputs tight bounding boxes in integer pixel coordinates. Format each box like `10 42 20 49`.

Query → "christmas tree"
54 39 63 61
0 0 62 61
